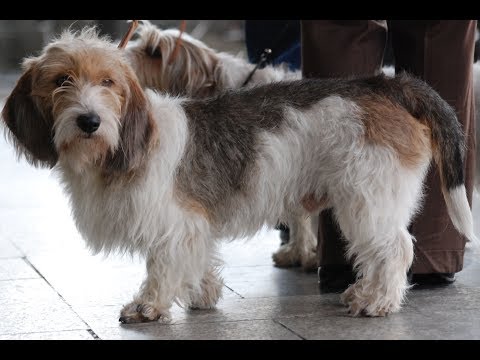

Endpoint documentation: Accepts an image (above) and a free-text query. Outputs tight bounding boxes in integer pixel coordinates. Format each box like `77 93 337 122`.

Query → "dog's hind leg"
339 224 414 317
272 213 318 271
332 170 424 316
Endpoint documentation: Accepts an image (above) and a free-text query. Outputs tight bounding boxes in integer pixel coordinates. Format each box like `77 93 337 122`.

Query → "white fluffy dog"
2 27 476 323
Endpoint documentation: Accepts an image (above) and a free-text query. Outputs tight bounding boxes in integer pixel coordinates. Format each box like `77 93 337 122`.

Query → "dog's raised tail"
397 72 478 246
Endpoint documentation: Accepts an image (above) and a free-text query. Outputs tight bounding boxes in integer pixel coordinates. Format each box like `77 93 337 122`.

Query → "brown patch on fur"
186 199 211 220
174 188 212 222
358 96 431 168
301 194 329 213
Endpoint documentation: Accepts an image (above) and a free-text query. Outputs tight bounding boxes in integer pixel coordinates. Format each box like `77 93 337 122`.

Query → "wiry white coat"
56 90 438 320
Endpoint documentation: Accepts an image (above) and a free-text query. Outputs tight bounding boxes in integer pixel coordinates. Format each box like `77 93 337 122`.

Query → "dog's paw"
340 283 356 306
119 302 171 324
341 284 365 316
272 244 299 268
189 269 224 310
189 302 217 310
272 244 318 271
346 300 391 317
341 283 399 317
189 290 221 310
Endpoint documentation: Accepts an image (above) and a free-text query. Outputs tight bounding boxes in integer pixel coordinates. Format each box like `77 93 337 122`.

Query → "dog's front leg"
119 251 178 324
188 265 224 310
119 237 222 323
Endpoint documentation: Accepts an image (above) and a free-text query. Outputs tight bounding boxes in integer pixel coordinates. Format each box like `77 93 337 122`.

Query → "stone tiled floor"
1 97 480 340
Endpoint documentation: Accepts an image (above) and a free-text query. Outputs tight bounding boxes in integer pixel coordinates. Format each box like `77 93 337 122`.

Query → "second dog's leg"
272 214 318 271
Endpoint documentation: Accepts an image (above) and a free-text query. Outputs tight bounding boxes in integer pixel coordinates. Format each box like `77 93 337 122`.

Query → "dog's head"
2 26 154 175
126 20 221 98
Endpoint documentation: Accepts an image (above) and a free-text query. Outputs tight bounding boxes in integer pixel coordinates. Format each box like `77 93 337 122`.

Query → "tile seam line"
117 317 286 328
272 318 306 340
224 284 245 299
22 256 101 340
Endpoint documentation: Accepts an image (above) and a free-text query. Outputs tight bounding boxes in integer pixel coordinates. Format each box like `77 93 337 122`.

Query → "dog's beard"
53 90 122 174
57 135 114 173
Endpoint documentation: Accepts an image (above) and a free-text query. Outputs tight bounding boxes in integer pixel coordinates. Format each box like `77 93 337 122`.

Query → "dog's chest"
65 175 157 248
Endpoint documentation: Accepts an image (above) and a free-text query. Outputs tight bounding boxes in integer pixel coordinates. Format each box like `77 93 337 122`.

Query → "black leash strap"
242 48 272 87
242 22 293 87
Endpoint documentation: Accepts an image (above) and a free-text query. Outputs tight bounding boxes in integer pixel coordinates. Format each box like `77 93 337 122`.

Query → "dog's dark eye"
101 79 114 87
55 75 71 87
146 46 162 58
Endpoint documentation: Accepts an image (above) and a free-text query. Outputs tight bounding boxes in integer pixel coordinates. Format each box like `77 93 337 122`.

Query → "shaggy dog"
1 27 476 323
126 22 480 266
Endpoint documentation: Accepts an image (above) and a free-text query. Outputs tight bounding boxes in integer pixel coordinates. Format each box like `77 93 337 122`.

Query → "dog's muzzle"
77 113 101 134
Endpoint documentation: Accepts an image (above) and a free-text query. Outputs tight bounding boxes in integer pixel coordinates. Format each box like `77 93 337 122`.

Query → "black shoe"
318 264 356 294
409 272 456 289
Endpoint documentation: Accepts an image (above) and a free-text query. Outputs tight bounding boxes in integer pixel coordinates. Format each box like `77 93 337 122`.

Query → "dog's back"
171 73 474 244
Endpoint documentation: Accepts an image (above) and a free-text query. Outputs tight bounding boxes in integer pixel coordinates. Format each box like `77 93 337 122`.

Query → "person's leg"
301 20 387 78
274 42 301 71
389 20 476 283
300 20 387 292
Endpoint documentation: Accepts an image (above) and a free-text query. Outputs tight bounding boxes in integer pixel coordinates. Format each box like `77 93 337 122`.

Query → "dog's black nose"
76 113 100 134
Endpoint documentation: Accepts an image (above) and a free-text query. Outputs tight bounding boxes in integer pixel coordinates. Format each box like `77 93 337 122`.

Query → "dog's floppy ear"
104 72 154 173
1 66 58 168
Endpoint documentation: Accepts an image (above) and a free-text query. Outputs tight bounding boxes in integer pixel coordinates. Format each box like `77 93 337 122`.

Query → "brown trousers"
301 20 476 273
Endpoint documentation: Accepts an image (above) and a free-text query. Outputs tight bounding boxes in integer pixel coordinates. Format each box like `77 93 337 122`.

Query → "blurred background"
0 20 247 95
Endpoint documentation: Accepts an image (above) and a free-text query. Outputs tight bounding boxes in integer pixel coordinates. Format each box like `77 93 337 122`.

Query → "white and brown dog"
2 27 477 322
126 21 480 269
